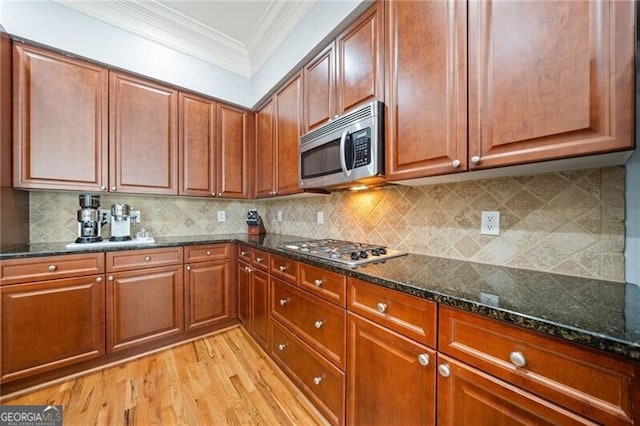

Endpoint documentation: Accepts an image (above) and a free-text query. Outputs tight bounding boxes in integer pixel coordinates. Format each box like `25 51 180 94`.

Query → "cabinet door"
385 0 467 181
109 72 178 195
437 355 595 425
1 276 105 382
255 99 276 198
217 103 248 198
13 44 108 191
184 260 230 331
303 43 335 132
336 2 384 114
237 261 251 327
107 265 183 352
251 269 270 350
275 73 302 196
347 313 435 426
179 92 216 197
468 0 635 169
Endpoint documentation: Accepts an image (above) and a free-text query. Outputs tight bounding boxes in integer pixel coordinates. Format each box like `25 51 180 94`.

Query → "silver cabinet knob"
186 266 191 271
144 256 151 261
509 351 526 367
241 251 248 256
218 193 222 197
278 343 288 351
470 156 481 165
314 320 324 329
452 159 461 169
48 265 57 272
256 257 264 263
279 265 287 272
418 353 430 367
206 251 211 256
313 376 323 385
111 186 117 191
244 266 253 273
279 298 289 306
108 275 114 281
314 279 323 287
211 192 216 197
100 185 107 191
376 302 387 313
96 277 103 283
438 364 451 377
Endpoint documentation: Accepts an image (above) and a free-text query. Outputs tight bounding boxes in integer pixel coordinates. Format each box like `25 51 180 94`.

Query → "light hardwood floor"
3 326 329 425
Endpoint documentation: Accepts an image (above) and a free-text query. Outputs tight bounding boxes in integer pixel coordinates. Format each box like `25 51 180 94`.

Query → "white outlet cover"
481 211 500 235
277 210 283 222
217 211 226 222
317 211 324 224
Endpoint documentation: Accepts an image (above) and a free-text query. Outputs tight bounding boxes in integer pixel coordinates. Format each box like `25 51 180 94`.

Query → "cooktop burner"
282 239 406 266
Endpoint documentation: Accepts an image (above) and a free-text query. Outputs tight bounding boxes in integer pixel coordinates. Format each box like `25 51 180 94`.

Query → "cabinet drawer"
272 278 346 369
270 254 298 285
299 263 346 307
271 320 345 426
237 244 252 263
106 247 182 272
1 253 104 285
347 277 437 347
184 243 230 263
439 306 638 425
251 249 269 271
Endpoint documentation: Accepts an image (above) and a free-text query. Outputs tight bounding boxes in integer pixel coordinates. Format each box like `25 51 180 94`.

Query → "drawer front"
251 249 269 271
271 320 345 426
184 243 230 263
237 244 252 263
106 247 183 272
299 263 346 307
347 277 437 347
439 306 637 425
270 254 298 285
272 278 346 369
1 253 104 285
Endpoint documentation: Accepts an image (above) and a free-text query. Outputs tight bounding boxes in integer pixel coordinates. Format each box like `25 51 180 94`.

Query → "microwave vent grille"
300 101 378 144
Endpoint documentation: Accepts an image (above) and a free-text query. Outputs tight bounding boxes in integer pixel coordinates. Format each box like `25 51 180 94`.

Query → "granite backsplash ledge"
28 167 625 281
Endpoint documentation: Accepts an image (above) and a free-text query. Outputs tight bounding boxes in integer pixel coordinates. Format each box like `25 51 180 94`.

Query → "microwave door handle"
339 129 351 178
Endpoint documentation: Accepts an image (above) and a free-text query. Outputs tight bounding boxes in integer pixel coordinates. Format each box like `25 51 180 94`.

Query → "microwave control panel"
352 128 371 168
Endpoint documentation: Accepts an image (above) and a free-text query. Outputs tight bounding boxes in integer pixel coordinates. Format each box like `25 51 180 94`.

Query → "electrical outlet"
277 210 283 222
217 211 226 222
481 211 500 235
317 211 324 224
480 292 500 306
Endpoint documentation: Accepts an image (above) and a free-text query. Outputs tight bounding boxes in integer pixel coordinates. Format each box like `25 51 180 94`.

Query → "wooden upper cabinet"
255 99 276 198
335 1 384 115
13 44 108 191
385 0 468 181
303 43 335 133
109 71 178 195
275 72 303 196
179 92 216 197
468 0 635 169
217 103 250 199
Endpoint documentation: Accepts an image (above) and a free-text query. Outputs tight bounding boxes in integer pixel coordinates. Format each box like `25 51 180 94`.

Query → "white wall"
0 0 365 107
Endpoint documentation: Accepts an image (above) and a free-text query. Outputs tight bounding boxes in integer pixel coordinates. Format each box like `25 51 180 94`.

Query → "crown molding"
53 0 312 78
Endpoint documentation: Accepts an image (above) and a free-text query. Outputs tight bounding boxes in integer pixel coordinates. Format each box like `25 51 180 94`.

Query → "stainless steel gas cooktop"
282 239 406 266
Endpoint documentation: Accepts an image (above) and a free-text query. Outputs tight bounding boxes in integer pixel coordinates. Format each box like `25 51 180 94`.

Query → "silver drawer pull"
278 343 288 351
314 320 324 329
509 351 526 367
313 376 323 386
206 251 211 256
96 277 103 283
279 298 289 306
438 364 451 377
452 159 461 169
241 251 248 256
256 257 264 263
376 302 387 313
418 353 430 367
47 265 57 272
108 275 114 281
245 266 253 273
279 265 287 272
144 256 151 261
186 266 191 271
314 279 323 287
470 155 481 165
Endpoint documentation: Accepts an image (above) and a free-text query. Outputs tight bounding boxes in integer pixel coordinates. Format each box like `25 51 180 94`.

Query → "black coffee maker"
75 194 106 243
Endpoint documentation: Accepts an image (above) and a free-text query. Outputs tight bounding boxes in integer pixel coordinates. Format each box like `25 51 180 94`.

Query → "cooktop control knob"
351 251 360 260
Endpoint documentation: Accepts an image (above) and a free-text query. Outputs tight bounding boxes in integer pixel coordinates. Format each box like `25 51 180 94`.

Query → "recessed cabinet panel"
303 43 335 132
217 104 249 198
185 260 230 330
255 99 276 198
109 72 178 195
13 44 108 191
275 73 302 196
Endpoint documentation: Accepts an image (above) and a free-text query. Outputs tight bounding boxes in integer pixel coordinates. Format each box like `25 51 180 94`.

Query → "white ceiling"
53 0 316 78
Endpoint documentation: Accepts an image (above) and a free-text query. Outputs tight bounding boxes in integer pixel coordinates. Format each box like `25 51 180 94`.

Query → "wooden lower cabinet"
346 312 436 426
437 355 595 425
237 260 250 326
106 265 183 352
184 260 230 330
1 275 105 383
237 257 270 350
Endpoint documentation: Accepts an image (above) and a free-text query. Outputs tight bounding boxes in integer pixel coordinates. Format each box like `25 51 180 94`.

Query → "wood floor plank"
3 326 328 425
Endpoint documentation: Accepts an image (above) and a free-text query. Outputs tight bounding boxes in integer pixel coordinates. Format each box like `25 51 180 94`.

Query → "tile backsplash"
29 167 625 281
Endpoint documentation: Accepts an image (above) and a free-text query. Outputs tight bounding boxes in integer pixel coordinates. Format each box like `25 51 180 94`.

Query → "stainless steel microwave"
299 100 384 190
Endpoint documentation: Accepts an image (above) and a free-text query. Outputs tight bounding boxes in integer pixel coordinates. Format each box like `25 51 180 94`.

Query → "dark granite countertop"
2 233 639 361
